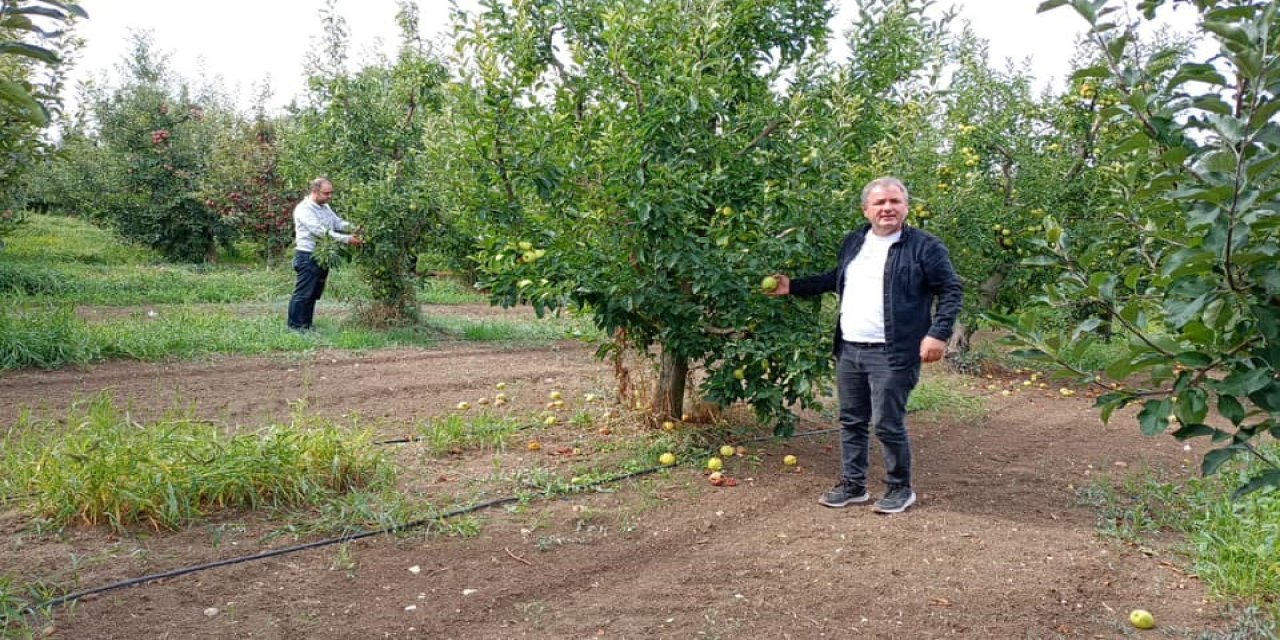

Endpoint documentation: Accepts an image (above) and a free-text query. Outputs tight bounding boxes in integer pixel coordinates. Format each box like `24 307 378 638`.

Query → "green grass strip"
1 396 395 531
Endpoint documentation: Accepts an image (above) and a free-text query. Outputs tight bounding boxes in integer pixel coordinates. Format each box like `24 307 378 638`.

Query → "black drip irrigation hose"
373 421 543 446
14 466 666 620
12 423 846 621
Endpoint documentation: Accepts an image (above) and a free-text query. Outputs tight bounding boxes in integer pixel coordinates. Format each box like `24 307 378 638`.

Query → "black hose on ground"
15 423 844 619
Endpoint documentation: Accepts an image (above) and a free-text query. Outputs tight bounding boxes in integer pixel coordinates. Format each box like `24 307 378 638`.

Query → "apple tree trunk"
653 349 688 420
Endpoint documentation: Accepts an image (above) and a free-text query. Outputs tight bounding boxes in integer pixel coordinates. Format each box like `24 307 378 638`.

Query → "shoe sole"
818 493 870 508
872 492 917 514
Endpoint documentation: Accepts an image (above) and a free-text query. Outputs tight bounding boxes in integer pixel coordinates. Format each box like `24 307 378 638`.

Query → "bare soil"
0 309 1231 639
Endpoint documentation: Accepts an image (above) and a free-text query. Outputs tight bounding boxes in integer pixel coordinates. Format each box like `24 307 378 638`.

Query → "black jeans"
836 343 919 489
288 251 328 330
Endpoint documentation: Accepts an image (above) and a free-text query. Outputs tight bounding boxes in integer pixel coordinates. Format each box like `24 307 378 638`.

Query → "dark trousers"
836 343 919 488
288 251 328 330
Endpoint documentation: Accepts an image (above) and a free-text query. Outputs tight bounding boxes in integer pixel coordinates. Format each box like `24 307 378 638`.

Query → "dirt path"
1 336 1226 639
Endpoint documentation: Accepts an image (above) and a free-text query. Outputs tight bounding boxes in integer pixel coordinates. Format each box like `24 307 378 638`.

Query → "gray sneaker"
818 481 870 508
873 485 917 514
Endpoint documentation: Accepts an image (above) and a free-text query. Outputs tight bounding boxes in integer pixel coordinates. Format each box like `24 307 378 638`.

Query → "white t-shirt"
293 197 354 252
839 230 900 343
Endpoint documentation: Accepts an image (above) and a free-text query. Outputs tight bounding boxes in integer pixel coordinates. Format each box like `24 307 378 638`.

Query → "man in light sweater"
287 177 362 331
767 177 963 513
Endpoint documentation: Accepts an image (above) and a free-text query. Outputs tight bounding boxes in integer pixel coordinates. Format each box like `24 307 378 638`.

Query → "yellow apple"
707 457 723 472
1129 609 1155 630
659 452 676 466
783 454 798 466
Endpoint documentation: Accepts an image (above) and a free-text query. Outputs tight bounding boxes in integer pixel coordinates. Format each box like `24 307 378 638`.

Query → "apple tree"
202 87 296 264
993 0 1280 495
858 29 1132 367
90 34 237 262
279 1 448 324
456 0 944 431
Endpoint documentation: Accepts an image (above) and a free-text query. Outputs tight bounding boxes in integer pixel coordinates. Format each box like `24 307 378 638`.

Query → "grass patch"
422 314 596 342
0 306 448 370
0 575 60 637
0 306 96 369
1079 456 1280 625
907 375 987 422
0 396 394 531
0 305 596 371
0 261 367 306
969 330 1129 378
417 412 524 455
418 277 485 305
2 213 154 266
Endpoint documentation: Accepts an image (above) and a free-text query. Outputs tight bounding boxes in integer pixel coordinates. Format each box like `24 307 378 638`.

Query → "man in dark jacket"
767 177 963 513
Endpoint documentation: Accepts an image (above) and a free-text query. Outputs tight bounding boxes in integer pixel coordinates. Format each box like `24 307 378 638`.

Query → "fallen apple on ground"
1129 609 1155 630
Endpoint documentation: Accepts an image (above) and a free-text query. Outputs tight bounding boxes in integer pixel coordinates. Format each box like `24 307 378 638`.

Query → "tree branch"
737 119 785 156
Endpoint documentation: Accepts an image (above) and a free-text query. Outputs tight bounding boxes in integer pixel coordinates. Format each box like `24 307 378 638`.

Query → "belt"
845 341 885 349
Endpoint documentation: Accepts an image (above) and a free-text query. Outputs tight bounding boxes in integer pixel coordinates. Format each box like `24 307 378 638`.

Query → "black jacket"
790 224 963 369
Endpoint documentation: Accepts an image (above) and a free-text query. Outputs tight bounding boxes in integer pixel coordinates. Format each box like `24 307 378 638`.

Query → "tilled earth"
0 309 1229 639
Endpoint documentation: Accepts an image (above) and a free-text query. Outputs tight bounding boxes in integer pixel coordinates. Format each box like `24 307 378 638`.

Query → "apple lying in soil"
1129 609 1155 630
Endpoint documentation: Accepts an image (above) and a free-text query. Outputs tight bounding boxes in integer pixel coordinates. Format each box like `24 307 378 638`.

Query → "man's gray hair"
861 176 909 206
310 177 333 193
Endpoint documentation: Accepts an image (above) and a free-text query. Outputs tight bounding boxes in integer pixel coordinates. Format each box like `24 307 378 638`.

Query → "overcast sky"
66 0 1200 113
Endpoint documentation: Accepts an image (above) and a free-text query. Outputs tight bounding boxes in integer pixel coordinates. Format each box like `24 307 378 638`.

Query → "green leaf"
1105 356 1135 382
1036 0 1071 13
0 41 60 64
1201 19 1250 48
1021 255 1058 267
1170 423 1219 440
1168 293 1210 329
0 78 47 125
1232 470 1280 500
1249 381 1280 414
1215 368 1271 396
1138 399 1173 436
1201 445 1242 476
1175 389 1209 424
1173 351 1212 368
1168 63 1228 89
1218 394 1246 426
1070 65 1110 80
